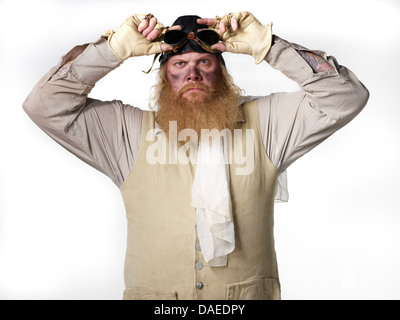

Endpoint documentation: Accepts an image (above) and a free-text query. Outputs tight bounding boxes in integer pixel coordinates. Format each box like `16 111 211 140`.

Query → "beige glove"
212 12 273 64
104 14 166 62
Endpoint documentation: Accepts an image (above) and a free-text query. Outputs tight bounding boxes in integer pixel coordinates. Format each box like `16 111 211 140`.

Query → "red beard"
156 79 242 136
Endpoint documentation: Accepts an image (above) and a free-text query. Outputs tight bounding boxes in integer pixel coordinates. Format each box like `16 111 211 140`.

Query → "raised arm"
23 14 169 187
260 35 369 174
199 11 369 176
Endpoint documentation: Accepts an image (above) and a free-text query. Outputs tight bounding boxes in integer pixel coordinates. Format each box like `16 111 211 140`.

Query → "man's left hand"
198 12 273 64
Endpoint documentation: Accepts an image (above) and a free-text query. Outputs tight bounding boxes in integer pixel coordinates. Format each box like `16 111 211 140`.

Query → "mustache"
178 83 211 96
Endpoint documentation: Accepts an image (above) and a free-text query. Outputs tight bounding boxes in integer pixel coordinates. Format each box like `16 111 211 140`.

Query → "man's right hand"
105 14 173 62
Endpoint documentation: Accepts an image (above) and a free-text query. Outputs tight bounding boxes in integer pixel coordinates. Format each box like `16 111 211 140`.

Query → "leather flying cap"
159 15 224 65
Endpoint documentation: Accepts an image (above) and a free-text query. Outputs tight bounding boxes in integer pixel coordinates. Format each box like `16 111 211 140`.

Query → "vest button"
195 243 201 251
196 282 204 290
195 261 203 270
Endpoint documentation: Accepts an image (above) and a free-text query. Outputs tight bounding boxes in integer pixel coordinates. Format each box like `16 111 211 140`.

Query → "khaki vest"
120 100 280 300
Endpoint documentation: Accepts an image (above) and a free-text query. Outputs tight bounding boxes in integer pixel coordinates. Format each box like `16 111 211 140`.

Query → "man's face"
157 51 242 135
166 52 219 102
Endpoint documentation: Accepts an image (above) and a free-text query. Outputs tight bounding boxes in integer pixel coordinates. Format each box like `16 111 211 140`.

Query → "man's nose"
186 66 202 82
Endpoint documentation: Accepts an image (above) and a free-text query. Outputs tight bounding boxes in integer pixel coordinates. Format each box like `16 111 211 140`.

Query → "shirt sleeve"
23 37 143 187
257 35 369 175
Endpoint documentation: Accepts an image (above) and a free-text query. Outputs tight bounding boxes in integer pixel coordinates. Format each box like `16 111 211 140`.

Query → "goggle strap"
169 38 219 54
195 39 220 53
172 40 188 53
142 53 161 74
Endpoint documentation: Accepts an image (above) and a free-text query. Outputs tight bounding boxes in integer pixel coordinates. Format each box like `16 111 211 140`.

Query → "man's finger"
219 18 238 33
142 17 158 37
197 18 216 26
231 18 238 31
161 43 174 52
219 21 226 34
168 25 182 31
138 18 149 32
211 42 226 52
146 28 161 41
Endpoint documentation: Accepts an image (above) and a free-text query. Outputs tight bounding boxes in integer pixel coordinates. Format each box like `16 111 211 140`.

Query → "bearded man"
23 12 369 300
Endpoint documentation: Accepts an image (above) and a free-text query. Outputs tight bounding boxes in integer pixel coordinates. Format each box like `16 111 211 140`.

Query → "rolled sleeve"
69 37 121 86
258 35 369 174
23 37 141 187
265 36 369 122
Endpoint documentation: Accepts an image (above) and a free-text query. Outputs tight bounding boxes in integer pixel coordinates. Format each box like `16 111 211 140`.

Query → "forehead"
167 51 218 63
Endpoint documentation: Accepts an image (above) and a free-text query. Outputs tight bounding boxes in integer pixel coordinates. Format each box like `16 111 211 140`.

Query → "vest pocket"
123 287 178 300
225 277 281 300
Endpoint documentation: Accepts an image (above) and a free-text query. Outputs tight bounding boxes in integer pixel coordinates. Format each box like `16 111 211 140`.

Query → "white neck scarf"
191 130 235 267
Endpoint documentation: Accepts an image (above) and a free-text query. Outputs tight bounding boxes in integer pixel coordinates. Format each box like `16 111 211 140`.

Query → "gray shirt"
23 35 369 200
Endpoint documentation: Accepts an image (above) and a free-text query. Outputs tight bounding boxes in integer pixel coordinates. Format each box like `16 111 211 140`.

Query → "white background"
0 0 399 300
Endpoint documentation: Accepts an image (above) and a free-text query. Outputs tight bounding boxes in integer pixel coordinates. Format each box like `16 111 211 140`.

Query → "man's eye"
175 61 185 66
200 59 209 64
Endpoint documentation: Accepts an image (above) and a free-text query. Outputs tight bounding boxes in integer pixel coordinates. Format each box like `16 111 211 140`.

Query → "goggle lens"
196 30 220 46
164 30 187 46
164 29 220 47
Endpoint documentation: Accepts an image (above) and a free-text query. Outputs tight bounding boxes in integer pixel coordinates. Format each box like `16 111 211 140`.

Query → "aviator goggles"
163 29 220 54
